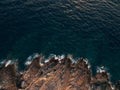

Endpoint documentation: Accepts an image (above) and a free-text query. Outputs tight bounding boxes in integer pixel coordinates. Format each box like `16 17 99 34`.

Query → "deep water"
0 0 120 81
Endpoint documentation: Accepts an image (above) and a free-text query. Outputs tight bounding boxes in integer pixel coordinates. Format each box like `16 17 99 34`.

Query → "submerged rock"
0 54 119 90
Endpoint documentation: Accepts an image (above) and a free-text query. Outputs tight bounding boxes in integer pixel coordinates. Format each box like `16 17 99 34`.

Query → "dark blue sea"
0 0 120 81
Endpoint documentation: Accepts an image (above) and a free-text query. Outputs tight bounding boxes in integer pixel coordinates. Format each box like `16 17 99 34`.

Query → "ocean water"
0 0 120 80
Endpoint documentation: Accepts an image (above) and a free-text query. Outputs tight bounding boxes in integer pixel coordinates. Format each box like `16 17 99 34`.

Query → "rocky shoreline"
0 54 120 90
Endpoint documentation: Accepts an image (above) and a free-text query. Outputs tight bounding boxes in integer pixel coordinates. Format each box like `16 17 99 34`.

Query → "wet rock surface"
0 54 119 90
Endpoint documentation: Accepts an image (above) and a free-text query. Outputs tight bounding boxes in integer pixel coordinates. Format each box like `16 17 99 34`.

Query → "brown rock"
0 54 119 90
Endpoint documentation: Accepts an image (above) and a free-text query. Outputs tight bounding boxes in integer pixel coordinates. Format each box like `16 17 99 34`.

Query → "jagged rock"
0 54 119 90
0 61 17 90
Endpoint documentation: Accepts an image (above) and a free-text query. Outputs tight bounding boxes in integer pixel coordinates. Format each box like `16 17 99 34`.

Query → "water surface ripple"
0 0 120 80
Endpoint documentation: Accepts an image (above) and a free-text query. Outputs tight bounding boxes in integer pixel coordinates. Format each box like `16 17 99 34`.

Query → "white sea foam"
83 58 91 69
44 54 54 63
27 56 32 61
50 54 65 63
83 58 88 64
88 65 91 69
5 60 12 67
67 54 76 63
111 85 115 90
0 60 5 65
60 55 65 59
57 55 62 63
67 54 72 60
44 54 65 63
33 53 39 59
58 55 64 61
45 59 50 63
97 66 106 73
54 55 60 62
25 60 32 65
54 55 58 60
25 53 40 65
58 55 65 63
111 87 115 90
39 63 44 67
25 58 32 66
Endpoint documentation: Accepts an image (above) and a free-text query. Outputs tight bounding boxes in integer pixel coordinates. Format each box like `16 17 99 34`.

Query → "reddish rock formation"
0 54 119 90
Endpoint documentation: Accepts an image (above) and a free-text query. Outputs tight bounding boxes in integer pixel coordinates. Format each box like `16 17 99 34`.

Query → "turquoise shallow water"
0 0 120 80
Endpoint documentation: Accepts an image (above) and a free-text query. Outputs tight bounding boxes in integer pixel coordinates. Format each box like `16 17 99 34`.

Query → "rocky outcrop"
0 54 119 90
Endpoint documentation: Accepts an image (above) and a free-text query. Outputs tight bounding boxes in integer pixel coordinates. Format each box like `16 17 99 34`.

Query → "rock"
0 61 17 90
0 54 119 90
